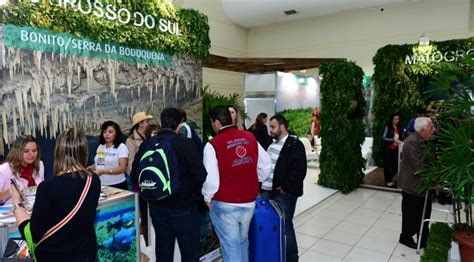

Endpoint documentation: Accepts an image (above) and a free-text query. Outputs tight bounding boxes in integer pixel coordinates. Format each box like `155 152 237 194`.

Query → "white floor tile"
328 203 360 213
295 167 338 216
296 218 338 237
324 228 363 246
431 210 449 221
388 255 417 262
296 233 320 249
343 213 379 226
372 191 400 201
392 243 421 261
294 209 320 228
373 217 402 231
298 247 307 257
385 204 402 215
352 207 384 219
342 188 376 201
361 199 393 211
391 197 403 207
343 247 390 262
309 239 352 258
380 211 402 222
300 250 342 262
314 208 351 221
336 221 371 235
364 226 401 242
356 235 399 255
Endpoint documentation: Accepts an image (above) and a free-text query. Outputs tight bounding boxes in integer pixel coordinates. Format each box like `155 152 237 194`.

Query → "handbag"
23 175 92 261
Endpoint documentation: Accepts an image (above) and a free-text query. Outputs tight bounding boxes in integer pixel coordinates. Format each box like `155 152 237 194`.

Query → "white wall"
178 0 473 102
179 0 248 101
244 73 276 127
247 0 473 75
245 73 276 92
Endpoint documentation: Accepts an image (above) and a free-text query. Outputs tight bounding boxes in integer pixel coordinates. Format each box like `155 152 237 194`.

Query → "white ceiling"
221 0 418 28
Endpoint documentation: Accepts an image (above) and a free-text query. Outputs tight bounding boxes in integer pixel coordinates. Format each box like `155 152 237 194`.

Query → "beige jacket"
126 130 145 175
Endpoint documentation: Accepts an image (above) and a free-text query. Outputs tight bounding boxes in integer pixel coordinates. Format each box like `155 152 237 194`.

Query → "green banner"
3 24 173 67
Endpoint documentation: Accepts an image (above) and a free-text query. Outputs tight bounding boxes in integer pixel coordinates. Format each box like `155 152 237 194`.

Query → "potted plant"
417 55 474 261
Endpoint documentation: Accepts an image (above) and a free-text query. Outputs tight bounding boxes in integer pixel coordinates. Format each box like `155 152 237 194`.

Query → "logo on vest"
235 145 247 158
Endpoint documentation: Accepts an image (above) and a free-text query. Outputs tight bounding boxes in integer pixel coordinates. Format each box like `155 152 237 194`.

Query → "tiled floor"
294 188 451 262
295 164 338 216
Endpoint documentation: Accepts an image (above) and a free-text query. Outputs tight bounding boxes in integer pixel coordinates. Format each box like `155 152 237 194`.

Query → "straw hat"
131 112 153 128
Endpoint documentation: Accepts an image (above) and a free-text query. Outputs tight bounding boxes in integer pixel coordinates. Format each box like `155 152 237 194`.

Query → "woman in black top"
383 112 404 187
10 128 101 261
249 112 272 150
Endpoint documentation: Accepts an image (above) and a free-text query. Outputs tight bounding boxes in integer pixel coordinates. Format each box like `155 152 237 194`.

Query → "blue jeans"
272 193 299 262
209 200 255 262
149 206 200 262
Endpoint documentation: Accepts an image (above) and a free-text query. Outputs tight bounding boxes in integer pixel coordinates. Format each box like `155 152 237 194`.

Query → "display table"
0 186 139 261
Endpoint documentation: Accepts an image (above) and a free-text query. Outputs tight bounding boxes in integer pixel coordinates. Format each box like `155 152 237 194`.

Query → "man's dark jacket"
272 135 307 197
130 129 207 208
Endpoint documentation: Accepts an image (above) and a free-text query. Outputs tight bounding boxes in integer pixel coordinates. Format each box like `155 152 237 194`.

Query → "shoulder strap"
23 222 36 260
36 175 93 246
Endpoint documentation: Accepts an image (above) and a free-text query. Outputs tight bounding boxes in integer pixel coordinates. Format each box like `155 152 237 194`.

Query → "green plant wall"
318 59 366 193
371 38 474 166
277 108 312 137
202 86 243 143
0 0 210 59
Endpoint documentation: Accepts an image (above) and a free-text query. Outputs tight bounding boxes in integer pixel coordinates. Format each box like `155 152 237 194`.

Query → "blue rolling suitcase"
249 197 286 262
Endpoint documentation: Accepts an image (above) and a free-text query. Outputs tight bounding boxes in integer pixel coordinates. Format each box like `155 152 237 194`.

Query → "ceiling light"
419 34 429 46
284 9 298 15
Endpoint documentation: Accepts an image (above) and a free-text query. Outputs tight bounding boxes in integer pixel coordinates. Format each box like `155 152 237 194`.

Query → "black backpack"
138 133 180 200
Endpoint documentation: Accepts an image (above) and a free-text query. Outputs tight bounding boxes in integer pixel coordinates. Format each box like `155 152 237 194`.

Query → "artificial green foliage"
0 0 210 59
371 44 424 166
202 86 243 143
371 38 474 165
277 109 312 137
420 223 453 262
318 59 366 193
417 55 474 230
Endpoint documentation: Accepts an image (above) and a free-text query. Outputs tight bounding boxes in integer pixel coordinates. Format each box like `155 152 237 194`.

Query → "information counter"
0 186 139 261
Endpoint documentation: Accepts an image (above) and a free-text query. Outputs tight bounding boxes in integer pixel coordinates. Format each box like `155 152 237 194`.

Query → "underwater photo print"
95 199 137 261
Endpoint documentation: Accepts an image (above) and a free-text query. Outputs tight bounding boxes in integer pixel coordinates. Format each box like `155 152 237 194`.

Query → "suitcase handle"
256 196 270 208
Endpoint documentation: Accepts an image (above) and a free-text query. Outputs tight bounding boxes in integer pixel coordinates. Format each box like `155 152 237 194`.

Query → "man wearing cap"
126 111 153 244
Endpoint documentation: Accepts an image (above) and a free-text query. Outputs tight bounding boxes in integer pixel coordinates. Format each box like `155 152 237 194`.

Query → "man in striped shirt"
264 114 307 262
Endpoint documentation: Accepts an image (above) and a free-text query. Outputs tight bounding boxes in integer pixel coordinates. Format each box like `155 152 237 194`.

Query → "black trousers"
384 147 399 183
401 192 432 243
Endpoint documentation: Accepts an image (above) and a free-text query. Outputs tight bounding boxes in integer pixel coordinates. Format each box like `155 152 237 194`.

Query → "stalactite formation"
0 25 202 145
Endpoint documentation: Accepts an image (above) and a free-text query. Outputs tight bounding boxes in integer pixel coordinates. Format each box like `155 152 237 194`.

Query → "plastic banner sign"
3 24 173 67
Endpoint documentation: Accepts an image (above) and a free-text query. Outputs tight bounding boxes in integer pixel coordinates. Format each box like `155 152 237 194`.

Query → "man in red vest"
202 105 271 262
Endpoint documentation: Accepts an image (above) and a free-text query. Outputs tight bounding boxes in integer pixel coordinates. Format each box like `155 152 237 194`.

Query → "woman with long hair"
383 112 404 187
228 104 246 130
10 128 101 261
249 112 272 150
88 121 129 190
0 135 44 204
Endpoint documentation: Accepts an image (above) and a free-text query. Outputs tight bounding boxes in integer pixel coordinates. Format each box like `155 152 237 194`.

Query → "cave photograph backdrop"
0 1 211 158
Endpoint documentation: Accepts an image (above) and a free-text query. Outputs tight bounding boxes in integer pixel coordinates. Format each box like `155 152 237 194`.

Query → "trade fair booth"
0 1 214 260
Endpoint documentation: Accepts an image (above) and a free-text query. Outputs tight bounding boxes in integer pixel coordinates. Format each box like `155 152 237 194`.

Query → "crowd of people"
0 105 307 262
0 102 440 260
